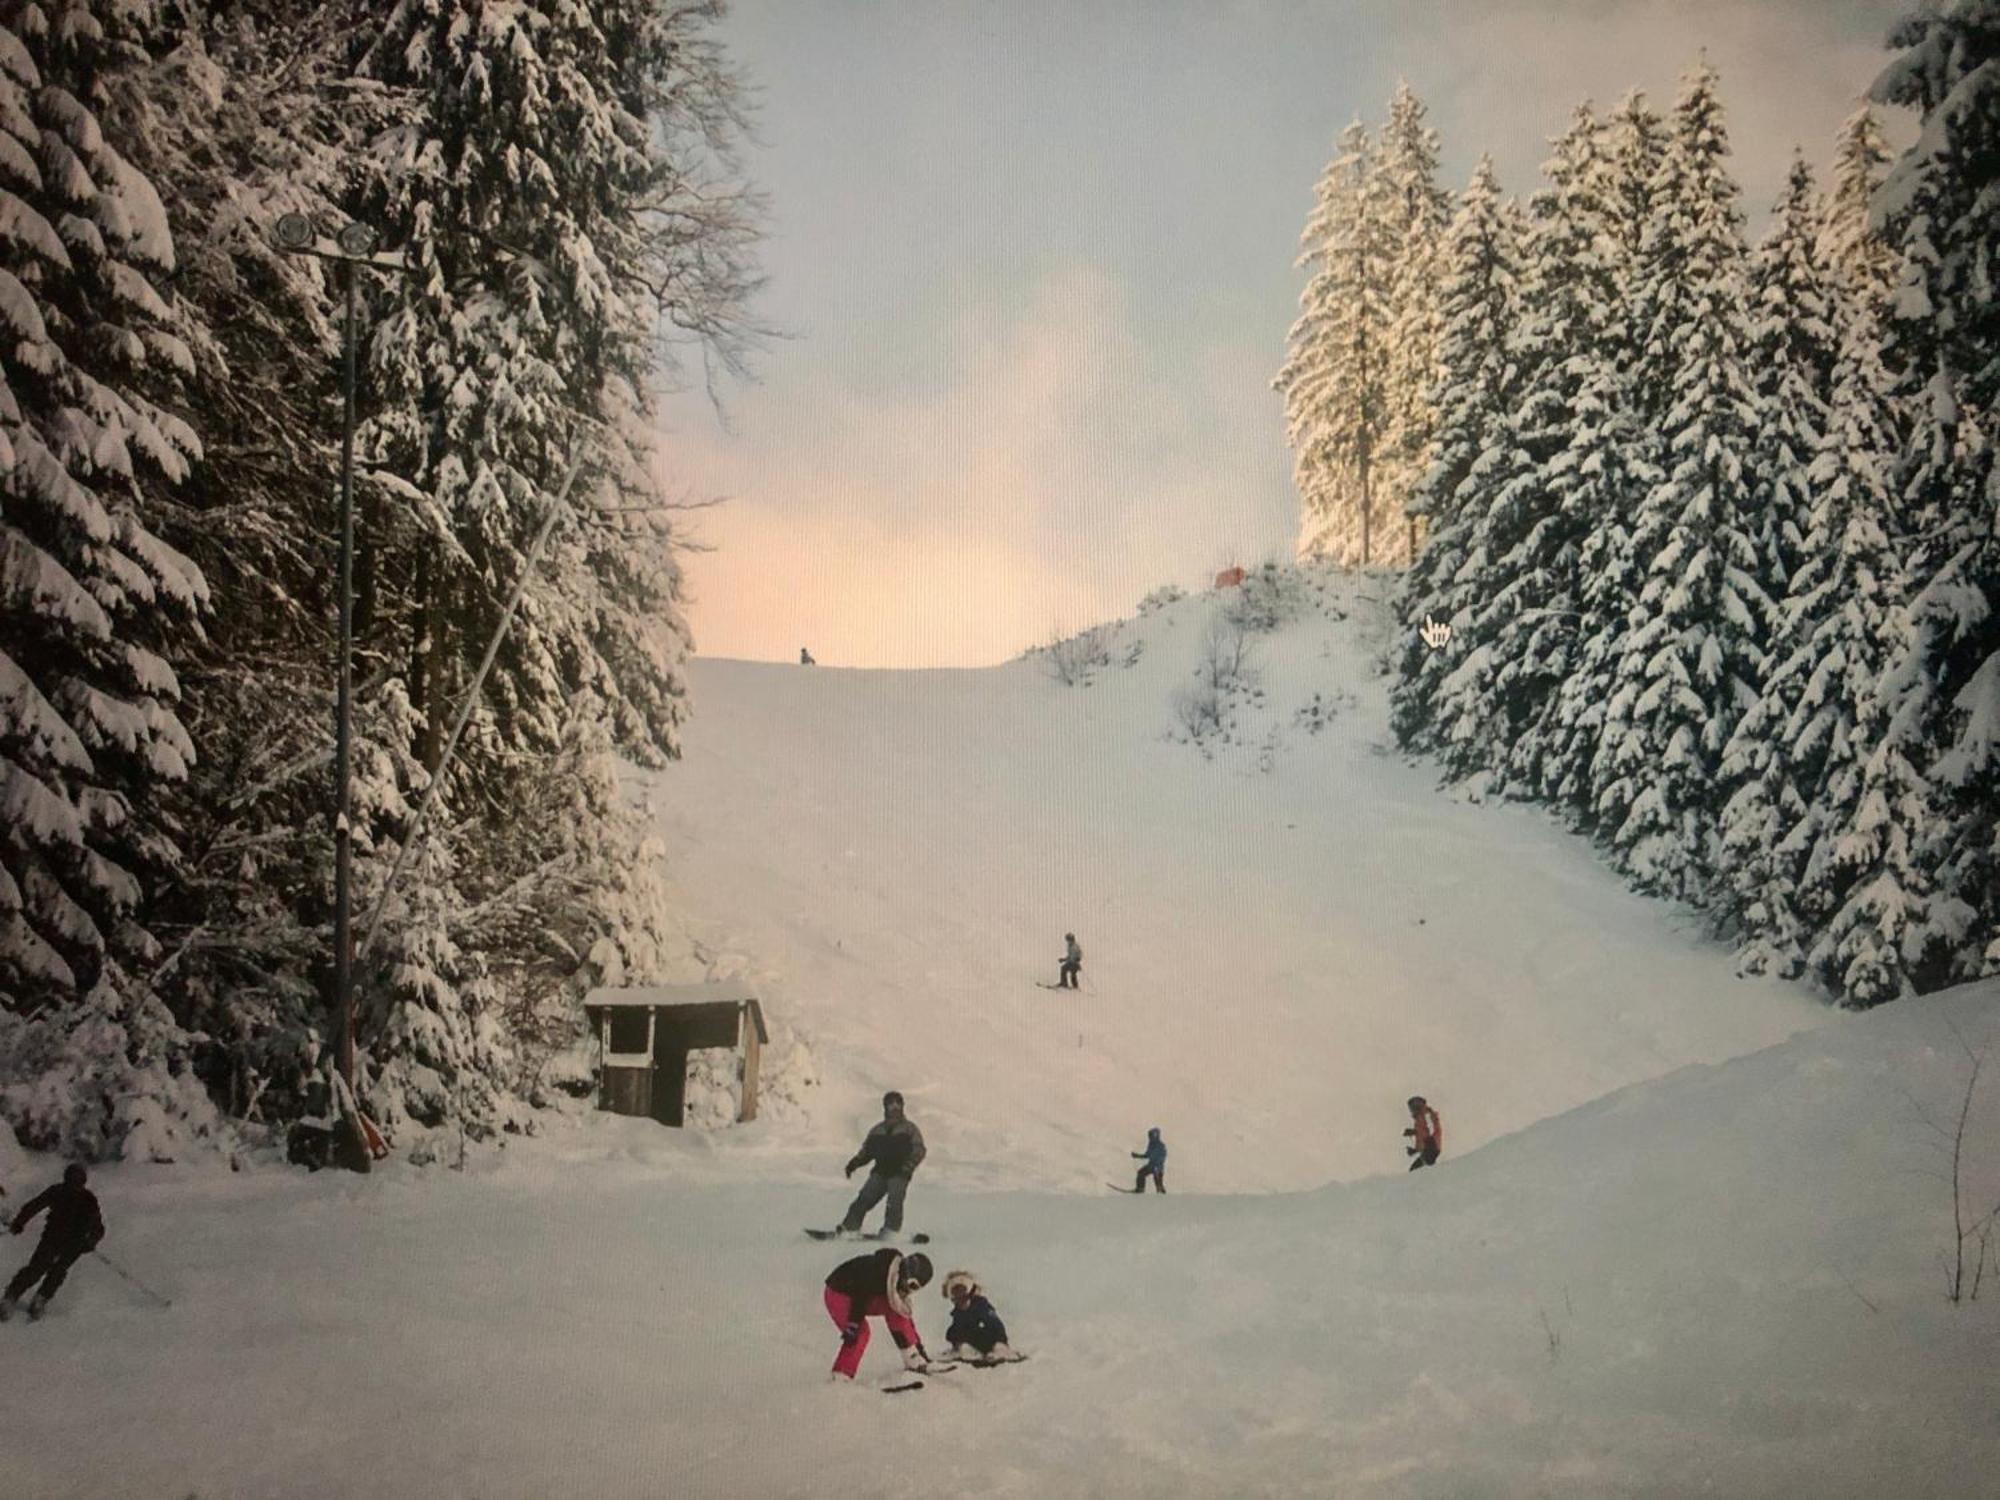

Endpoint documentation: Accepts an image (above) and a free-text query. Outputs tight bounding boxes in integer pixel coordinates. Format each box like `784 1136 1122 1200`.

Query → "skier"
1056 932 1083 989
1130 1126 1167 1193
942 1269 1020 1363
1404 1096 1443 1170
2 1164 104 1321
800 647 815 665
823 1247 943 1380
838 1091 926 1237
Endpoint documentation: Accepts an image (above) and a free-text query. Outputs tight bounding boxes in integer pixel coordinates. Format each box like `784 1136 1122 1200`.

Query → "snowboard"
805 1228 930 1243
1034 981 1072 991
1106 1182 1141 1193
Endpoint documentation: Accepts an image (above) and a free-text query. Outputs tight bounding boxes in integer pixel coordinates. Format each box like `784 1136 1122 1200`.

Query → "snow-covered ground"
5 576 1996 1497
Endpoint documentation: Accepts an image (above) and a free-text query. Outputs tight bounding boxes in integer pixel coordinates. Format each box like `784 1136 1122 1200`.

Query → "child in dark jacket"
3 1164 104 1320
941 1269 1021 1363
1131 1127 1167 1193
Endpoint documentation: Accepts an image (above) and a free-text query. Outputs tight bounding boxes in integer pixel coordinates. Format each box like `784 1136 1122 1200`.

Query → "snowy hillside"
3 985 1994 1497
654 570 1828 1192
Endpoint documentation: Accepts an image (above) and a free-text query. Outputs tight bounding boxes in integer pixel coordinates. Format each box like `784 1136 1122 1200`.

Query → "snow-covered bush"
1222 563 1310 634
1137 583 1186 615
1042 625 1114 687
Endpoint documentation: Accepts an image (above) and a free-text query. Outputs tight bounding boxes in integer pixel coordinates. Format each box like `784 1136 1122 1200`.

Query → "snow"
5 580 1996 1494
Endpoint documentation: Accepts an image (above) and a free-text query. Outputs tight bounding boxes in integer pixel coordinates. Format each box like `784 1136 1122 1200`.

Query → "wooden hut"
583 980 769 1127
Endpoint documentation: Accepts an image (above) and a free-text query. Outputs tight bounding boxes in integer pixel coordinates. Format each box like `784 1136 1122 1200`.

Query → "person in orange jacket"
1404 1096 1442 1171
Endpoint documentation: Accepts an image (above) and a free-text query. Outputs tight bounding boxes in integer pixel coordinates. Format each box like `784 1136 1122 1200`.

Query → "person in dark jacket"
839 1090 927 1236
941 1268 1020 1363
1131 1126 1167 1193
1404 1096 1443 1170
3 1164 104 1321
823 1247 939 1379
1057 933 1083 989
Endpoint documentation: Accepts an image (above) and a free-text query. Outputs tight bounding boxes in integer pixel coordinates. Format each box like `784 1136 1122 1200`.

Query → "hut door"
653 1022 690 1127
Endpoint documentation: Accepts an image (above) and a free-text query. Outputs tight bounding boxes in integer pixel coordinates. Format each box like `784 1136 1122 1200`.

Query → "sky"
660 0 1912 668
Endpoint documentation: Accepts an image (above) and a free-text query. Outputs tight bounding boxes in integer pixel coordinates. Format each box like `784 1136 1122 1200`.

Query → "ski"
954 1351 1029 1368
804 1228 845 1240
880 1380 925 1394
861 1230 930 1243
1106 1182 1140 1193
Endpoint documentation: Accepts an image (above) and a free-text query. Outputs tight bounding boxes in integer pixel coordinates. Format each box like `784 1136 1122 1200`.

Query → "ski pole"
92 1251 172 1308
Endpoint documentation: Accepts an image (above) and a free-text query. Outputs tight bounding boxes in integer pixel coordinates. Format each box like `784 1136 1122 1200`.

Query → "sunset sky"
661 0 1909 669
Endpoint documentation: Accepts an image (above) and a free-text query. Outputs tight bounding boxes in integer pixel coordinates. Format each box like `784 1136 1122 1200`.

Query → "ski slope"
656 573 1828 1191
6 573 1996 1497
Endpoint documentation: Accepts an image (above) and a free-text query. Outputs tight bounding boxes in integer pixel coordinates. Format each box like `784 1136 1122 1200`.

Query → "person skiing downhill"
942 1269 1021 1363
1057 933 1083 989
1404 1096 1443 1170
839 1091 927 1236
1131 1127 1167 1193
2 1164 104 1321
823 1247 943 1380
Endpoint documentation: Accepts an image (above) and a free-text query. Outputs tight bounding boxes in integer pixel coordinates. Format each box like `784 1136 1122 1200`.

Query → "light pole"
274 213 407 1089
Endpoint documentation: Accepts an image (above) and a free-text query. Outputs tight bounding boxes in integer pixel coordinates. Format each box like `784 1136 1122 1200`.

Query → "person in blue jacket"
941 1269 1020 1363
1131 1127 1166 1193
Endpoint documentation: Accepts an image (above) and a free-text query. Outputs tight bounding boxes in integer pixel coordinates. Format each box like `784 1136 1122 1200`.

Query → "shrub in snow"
1041 625 1113 687
1137 584 1185 615
1222 563 1309 635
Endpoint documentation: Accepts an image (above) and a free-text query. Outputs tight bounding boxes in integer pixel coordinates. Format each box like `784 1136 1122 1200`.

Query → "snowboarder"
941 1269 1019 1363
2 1164 104 1321
800 647 815 665
823 1247 943 1380
838 1091 927 1236
1057 932 1083 989
1404 1096 1442 1170
1130 1127 1167 1193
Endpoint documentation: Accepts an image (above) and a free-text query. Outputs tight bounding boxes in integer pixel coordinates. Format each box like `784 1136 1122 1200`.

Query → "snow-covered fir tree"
1390 158 1522 762
345 0 758 1134
1375 82 1452 567
1767 305 1916 995
1591 63 1770 904
1277 119 1392 567
0 0 224 1158
1714 154 1841 969
1469 106 1621 800
1818 103 1897 321
1834 0 2000 995
1551 90 1666 829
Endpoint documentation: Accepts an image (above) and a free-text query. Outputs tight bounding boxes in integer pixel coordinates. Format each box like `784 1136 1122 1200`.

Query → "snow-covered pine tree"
0 0 222 1158
1390 158 1523 760
1591 62 1770 905
1470 106 1620 799
346 0 758 1133
1769 301 1917 997
1818 103 1897 322
1276 119 1393 567
96 1 366 1131
1838 0 2000 993
1714 154 1840 969
1556 90 1666 830
1375 82 1452 567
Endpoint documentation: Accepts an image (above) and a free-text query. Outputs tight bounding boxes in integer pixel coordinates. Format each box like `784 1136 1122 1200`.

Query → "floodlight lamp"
274 213 315 251
335 221 380 256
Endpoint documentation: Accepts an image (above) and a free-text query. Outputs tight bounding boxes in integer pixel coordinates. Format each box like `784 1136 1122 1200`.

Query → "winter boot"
26 1294 49 1321
0 1296 14 1323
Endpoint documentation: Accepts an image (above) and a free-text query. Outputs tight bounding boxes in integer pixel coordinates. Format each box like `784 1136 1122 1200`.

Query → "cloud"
664 265 1292 667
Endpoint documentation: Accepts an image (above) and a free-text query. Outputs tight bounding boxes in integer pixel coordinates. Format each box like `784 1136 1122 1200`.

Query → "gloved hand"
841 1320 864 1347
1402 1127 1415 1138
1406 1147 1417 1158
844 1160 858 1179
902 1344 930 1373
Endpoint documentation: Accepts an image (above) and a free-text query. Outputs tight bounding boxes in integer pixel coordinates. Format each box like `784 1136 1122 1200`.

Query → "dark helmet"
1147 1127 1161 1138
883 1090 904 1110
1407 1096 1426 1111
899 1252 934 1290
1065 933 1075 941
63 1163 87 1188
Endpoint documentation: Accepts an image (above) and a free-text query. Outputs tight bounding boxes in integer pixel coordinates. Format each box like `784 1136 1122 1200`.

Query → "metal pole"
334 262 358 1087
